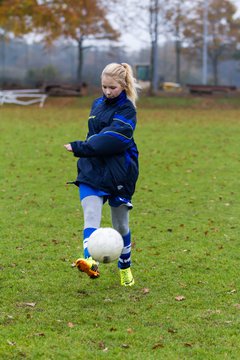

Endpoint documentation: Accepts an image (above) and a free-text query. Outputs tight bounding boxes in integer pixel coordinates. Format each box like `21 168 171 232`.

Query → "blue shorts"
79 183 133 209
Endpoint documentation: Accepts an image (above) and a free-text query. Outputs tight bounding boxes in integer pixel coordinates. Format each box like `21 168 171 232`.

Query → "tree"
128 0 164 94
40 0 119 84
0 0 119 84
183 0 240 85
0 0 58 85
99 0 162 94
149 0 159 94
109 0 189 92
165 1 194 84
0 1 56 37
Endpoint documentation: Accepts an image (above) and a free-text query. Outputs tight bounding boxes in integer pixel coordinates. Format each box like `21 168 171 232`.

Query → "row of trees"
146 0 240 91
0 0 240 92
2 36 239 89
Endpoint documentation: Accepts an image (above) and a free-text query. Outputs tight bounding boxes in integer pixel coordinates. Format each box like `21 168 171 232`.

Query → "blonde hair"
101 62 140 107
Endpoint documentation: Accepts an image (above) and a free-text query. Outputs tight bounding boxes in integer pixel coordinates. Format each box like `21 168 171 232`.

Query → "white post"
202 0 209 84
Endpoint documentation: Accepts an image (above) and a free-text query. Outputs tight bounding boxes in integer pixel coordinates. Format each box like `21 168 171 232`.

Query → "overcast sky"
232 0 240 16
120 0 240 51
24 0 240 51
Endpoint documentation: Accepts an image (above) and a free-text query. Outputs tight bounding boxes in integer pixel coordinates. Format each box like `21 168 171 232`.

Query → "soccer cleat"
120 267 135 286
73 257 100 279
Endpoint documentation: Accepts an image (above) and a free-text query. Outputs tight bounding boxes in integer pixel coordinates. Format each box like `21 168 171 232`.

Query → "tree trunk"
212 56 218 85
175 39 181 84
77 37 83 85
151 39 158 94
175 11 181 84
150 0 159 95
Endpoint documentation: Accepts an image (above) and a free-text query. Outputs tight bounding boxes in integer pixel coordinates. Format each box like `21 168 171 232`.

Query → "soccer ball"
88 227 124 263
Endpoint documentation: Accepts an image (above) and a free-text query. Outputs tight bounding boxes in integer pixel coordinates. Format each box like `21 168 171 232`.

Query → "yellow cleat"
73 257 100 279
120 267 135 286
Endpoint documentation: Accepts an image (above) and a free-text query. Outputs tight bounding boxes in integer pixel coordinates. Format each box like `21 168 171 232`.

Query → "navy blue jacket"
70 91 139 199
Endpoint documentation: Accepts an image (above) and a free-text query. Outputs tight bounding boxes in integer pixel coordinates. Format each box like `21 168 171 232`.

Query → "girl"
64 62 140 286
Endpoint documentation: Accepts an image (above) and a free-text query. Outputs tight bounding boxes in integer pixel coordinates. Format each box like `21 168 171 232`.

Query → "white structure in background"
0 89 47 107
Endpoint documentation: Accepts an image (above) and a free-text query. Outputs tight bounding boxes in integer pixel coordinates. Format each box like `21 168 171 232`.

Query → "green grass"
1 96 240 359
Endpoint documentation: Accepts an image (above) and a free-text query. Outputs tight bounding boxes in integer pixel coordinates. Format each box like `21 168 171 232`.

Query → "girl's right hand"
64 144 73 152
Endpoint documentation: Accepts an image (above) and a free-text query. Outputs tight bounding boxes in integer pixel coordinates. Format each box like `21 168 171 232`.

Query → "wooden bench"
186 84 237 95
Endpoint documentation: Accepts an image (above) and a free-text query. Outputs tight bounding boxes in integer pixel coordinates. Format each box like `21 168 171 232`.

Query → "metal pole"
152 0 159 93
202 0 208 84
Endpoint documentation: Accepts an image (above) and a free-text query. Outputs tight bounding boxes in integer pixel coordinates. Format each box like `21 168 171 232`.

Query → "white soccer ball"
88 227 124 263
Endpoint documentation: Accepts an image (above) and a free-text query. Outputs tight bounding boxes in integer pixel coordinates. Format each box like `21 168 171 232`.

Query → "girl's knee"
113 223 129 236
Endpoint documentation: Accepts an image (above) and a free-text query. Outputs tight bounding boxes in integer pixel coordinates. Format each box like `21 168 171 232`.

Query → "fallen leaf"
17 302 36 308
98 341 105 350
142 288 150 295
184 342 193 347
109 327 117 332
127 328 134 333
7 340 16 346
121 344 130 348
168 328 177 334
104 298 112 302
25 302 36 307
67 322 74 328
227 289 237 294
179 282 187 288
175 295 185 301
52 239 60 245
233 304 240 309
152 342 164 349
98 341 108 352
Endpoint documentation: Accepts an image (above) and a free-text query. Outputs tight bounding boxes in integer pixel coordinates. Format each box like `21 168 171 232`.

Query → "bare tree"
165 0 195 84
183 0 240 85
101 0 162 94
149 0 159 94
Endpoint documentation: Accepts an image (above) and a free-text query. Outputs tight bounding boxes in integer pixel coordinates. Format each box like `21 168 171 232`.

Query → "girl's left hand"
64 144 73 152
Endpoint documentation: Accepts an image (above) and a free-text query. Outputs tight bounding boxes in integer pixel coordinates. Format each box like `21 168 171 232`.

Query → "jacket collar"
102 90 127 105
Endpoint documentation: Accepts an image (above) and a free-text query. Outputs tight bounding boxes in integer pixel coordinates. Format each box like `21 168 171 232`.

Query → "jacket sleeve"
70 106 137 158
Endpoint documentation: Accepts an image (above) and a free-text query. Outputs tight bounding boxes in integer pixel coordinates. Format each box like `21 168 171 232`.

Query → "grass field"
1 95 240 359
